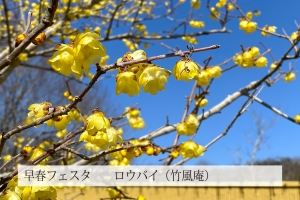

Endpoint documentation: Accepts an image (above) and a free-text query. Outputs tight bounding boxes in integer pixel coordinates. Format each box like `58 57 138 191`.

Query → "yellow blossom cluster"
173 59 199 81
284 72 296 82
291 31 300 40
126 107 146 129
182 35 198 44
173 58 222 85
191 0 201 9
109 139 161 166
79 109 123 149
27 101 81 130
18 53 28 62
226 3 235 11
178 140 205 158
194 94 208 107
239 19 257 34
2 174 58 200
294 115 300 123
261 25 277 36
56 129 68 138
48 32 106 78
233 47 268 68
176 114 199 136
194 66 222 86
116 50 171 96
216 0 227 8
189 20 205 28
210 7 220 19
269 62 277 71
79 125 122 149
106 187 122 199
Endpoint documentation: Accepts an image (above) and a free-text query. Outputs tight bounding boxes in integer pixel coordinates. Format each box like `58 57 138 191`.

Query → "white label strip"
18 165 282 187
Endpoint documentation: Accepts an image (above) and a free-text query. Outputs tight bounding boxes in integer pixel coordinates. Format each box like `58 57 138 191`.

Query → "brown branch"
0 0 59 70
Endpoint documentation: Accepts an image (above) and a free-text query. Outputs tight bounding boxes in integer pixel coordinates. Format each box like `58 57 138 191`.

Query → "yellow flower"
116 72 140 96
176 122 188 135
139 65 171 95
255 56 268 68
106 187 121 198
182 36 198 44
185 114 199 134
18 53 28 61
45 107 71 130
73 32 106 76
179 140 205 158
106 127 123 146
126 107 140 118
22 185 57 200
246 11 253 20
129 116 145 129
48 44 82 78
137 195 147 200
196 98 208 107
21 146 32 154
3 155 12 162
85 109 110 136
216 0 226 8
243 51 253 62
92 131 109 148
176 114 199 136
210 7 220 19
67 108 81 121
173 59 199 81
227 3 234 11
28 102 52 119
0 189 21 200
189 20 205 28
284 72 296 82
191 0 200 9
253 10 261 16
132 49 147 60
239 20 257 34
261 26 277 36
206 66 222 78
249 47 260 57
30 147 49 165
135 24 146 32
233 53 243 66
270 62 277 71
294 115 300 123
291 31 300 40
56 129 68 138
194 69 210 86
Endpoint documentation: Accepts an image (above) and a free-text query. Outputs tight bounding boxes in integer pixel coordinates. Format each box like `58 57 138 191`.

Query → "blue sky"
89 0 300 165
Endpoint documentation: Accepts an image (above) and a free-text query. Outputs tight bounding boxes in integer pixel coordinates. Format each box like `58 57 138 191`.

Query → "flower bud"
32 32 46 45
15 33 27 47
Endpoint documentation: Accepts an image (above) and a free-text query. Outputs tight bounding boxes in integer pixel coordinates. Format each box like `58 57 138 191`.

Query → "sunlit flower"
116 72 140 96
48 44 82 78
173 59 199 81
284 72 296 82
139 65 171 94
255 56 268 68
85 109 110 136
179 140 205 158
